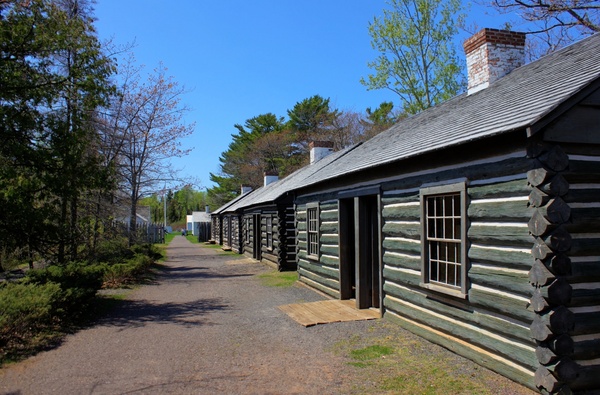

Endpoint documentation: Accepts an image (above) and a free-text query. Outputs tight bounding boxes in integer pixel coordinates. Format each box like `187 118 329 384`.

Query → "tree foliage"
207 97 402 207
140 185 207 224
0 0 193 267
0 0 114 265
361 0 465 115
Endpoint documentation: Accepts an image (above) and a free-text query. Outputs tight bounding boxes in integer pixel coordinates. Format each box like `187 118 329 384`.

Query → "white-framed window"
307 203 319 258
266 215 273 250
420 182 468 298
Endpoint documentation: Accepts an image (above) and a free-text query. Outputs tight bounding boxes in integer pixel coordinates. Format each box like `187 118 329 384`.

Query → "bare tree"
105 60 194 239
488 0 599 58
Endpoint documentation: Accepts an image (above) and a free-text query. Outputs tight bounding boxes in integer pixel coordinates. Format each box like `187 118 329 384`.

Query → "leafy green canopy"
361 0 465 115
0 0 115 266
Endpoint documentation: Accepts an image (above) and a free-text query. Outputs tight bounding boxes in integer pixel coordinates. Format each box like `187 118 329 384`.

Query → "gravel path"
0 236 535 395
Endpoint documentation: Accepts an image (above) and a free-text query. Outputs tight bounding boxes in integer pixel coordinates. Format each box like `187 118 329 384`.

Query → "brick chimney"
264 171 278 187
240 185 252 195
463 28 526 95
309 141 334 164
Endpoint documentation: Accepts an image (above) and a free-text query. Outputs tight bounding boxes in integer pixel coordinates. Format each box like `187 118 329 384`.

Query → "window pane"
444 196 454 216
445 218 453 239
447 263 456 285
427 197 434 216
435 197 443 216
428 218 436 237
423 188 464 290
436 218 443 237
439 261 447 284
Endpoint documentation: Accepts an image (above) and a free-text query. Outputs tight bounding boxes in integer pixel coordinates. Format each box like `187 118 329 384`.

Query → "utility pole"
163 186 168 229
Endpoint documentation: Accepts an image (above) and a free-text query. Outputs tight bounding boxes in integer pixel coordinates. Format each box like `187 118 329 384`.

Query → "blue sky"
93 1 506 190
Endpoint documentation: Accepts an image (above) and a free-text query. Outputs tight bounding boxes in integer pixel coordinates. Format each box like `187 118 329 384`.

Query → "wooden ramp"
278 299 380 327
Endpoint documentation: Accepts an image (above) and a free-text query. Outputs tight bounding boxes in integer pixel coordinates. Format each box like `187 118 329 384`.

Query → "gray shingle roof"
219 144 360 213
212 188 256 215
301 32 600 186
214 32 600 212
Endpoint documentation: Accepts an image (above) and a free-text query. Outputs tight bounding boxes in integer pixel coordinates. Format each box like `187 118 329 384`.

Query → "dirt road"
0 236 535 394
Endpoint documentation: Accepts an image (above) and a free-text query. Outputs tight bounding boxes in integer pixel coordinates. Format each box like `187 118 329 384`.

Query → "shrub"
0 281 63 348
131 243 162 261
92 237 133 264
101 253 154 288
25 262 104 318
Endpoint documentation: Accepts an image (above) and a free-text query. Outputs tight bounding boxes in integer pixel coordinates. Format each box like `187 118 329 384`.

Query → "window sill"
420 282 467 300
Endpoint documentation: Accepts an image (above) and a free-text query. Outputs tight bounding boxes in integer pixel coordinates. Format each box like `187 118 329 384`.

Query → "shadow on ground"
99 297 230 329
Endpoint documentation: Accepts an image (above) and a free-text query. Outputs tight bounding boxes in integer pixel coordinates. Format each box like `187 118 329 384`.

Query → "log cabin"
211 142 358 270
290 29 600 393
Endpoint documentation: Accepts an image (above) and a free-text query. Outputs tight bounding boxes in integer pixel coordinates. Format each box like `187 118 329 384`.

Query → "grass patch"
186 234 199 243
199 243 240 256
164 232 176 244
256 270 298 287
349 345 393 368
334 322 534 395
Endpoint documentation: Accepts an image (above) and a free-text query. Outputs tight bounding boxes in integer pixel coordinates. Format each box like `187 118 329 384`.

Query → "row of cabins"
210 29 600 393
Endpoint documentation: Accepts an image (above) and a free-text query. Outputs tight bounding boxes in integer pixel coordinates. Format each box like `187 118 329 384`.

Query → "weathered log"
382 203 420 221
572 310 600 336
469 264 531 296
532 237 555 260
468 179 531 200
468 223 533 248
546 357 580 383
572 337 600 360
548 334 575 356
384 295 538 369
535 366 561 393
569 237 600 257
528 168 556 187
469 286 535 323
571 286 600 306
529 259 556 287
536 337 578 368
468 199 532 221
529 187 551 208
550 254 572 276
539 145 569 172
382 282 535 343
544 278 572 305
382 221 420 239
530 291 550 313
527 140 550 159
529 210 555 237
538 174 570 197
569 207 600 233
469 244 533 269
382 250 420 271
530 306 575 341
536 345 559 365
541 227 573 253
543 198 572 224
529 280 572 312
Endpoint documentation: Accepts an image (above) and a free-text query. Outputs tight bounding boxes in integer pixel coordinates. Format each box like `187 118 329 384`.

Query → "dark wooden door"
339 198 356 300
253 214 261 260
339 195 381 309
355 195 381 309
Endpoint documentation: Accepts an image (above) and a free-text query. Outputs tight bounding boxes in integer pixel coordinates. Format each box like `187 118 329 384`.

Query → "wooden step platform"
278 299 380 327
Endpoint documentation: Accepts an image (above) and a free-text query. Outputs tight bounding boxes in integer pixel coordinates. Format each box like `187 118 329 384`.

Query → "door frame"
338 190 382 311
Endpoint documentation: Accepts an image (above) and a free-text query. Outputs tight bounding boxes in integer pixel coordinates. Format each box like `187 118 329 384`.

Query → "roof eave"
527 77 600 137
